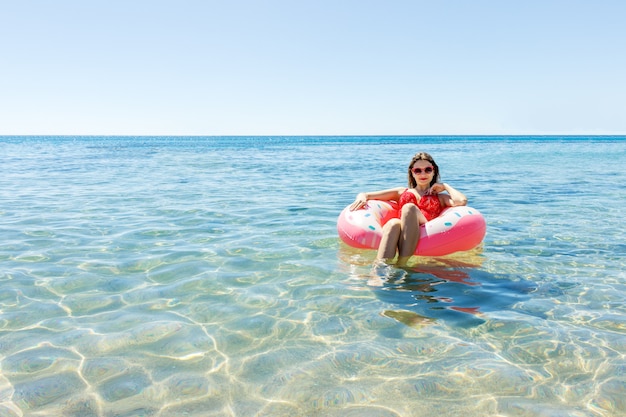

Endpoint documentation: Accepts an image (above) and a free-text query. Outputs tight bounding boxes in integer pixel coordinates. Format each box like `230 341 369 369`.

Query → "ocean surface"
1 135 625 417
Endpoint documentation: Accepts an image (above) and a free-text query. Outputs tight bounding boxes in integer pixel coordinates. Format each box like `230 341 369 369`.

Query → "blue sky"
1 0 625 135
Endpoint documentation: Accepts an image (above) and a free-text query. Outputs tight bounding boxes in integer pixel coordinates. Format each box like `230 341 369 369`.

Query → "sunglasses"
411 166 434 174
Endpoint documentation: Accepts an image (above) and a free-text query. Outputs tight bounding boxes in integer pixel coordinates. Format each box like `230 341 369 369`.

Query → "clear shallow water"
0 136 625 416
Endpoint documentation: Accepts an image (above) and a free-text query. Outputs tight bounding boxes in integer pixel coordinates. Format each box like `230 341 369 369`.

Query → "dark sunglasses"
411 166 434 174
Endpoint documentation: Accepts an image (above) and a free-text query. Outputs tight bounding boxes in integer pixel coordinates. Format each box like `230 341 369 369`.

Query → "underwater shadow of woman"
368 256 536 330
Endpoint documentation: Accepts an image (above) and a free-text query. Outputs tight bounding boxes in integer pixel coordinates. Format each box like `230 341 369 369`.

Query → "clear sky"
1 0 625 136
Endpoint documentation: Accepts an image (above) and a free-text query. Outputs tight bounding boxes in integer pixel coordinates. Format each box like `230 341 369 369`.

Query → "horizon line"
2 134 626 138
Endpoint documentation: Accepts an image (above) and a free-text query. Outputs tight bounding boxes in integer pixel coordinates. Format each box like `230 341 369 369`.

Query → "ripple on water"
454 361 537 397
81 357 133 385
239 345 326 384
143 326 221 361
328 345 393 377
13 373 86 410
161 373 209 398
2 345 82 377
57 396 100 417
0 303 68 331
319 406 402 417
496 397 593 417
235 285 286 309
157 374 235 416
311 314 354 338
226 313 278 339
89 320 186 354
0 288 20 308
39 273 113 295
0 404 23 417
61 293 126 316
147 260 209 284
96 368 151 403
592 377 626 415
12 252 50 263
590 313 626 333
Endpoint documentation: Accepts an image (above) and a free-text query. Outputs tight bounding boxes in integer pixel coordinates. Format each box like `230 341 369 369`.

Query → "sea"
1 135 625 417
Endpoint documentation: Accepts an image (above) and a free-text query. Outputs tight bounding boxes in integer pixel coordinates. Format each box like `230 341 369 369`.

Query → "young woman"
349 152 468 263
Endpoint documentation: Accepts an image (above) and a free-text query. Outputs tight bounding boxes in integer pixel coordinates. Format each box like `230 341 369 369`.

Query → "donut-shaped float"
337 200 486 257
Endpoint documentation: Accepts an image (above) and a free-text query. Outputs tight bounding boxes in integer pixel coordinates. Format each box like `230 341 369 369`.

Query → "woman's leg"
377 219 401 260
377 204 426 263
397 204 424 264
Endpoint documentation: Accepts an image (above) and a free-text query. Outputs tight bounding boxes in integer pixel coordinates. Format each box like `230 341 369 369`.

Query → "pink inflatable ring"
337 200 486 257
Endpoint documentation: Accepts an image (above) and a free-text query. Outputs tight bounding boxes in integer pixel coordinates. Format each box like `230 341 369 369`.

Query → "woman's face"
411 159 435 186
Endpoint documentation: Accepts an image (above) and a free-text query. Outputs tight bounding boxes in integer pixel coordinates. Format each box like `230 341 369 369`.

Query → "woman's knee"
382 219 401 235
400 203 418 218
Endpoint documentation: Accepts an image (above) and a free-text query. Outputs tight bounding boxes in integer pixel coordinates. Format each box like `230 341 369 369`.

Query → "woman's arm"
432 183 468 207
349 187 404 211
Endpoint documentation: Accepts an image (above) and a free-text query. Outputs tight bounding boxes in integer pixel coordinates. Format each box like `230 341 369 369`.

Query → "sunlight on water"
1 136 625 416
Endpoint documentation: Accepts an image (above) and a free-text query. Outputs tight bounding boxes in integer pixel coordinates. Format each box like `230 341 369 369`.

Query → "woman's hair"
408 152 440 188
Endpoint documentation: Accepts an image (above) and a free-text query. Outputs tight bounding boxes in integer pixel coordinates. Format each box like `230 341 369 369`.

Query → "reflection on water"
340 246 538 328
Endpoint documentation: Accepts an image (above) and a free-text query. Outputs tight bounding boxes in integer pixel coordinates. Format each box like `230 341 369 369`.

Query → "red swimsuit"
398 189 444 221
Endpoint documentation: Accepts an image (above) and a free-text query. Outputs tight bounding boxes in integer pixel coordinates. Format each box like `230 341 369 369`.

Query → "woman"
349 152 467 263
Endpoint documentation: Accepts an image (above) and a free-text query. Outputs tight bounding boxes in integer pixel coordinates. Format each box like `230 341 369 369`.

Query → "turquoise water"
1 136 625 416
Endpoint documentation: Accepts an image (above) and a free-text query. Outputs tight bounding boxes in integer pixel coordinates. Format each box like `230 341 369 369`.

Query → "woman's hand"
349 193 368 211
348 188 402 210
428 183 446 194
431 183 467 206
